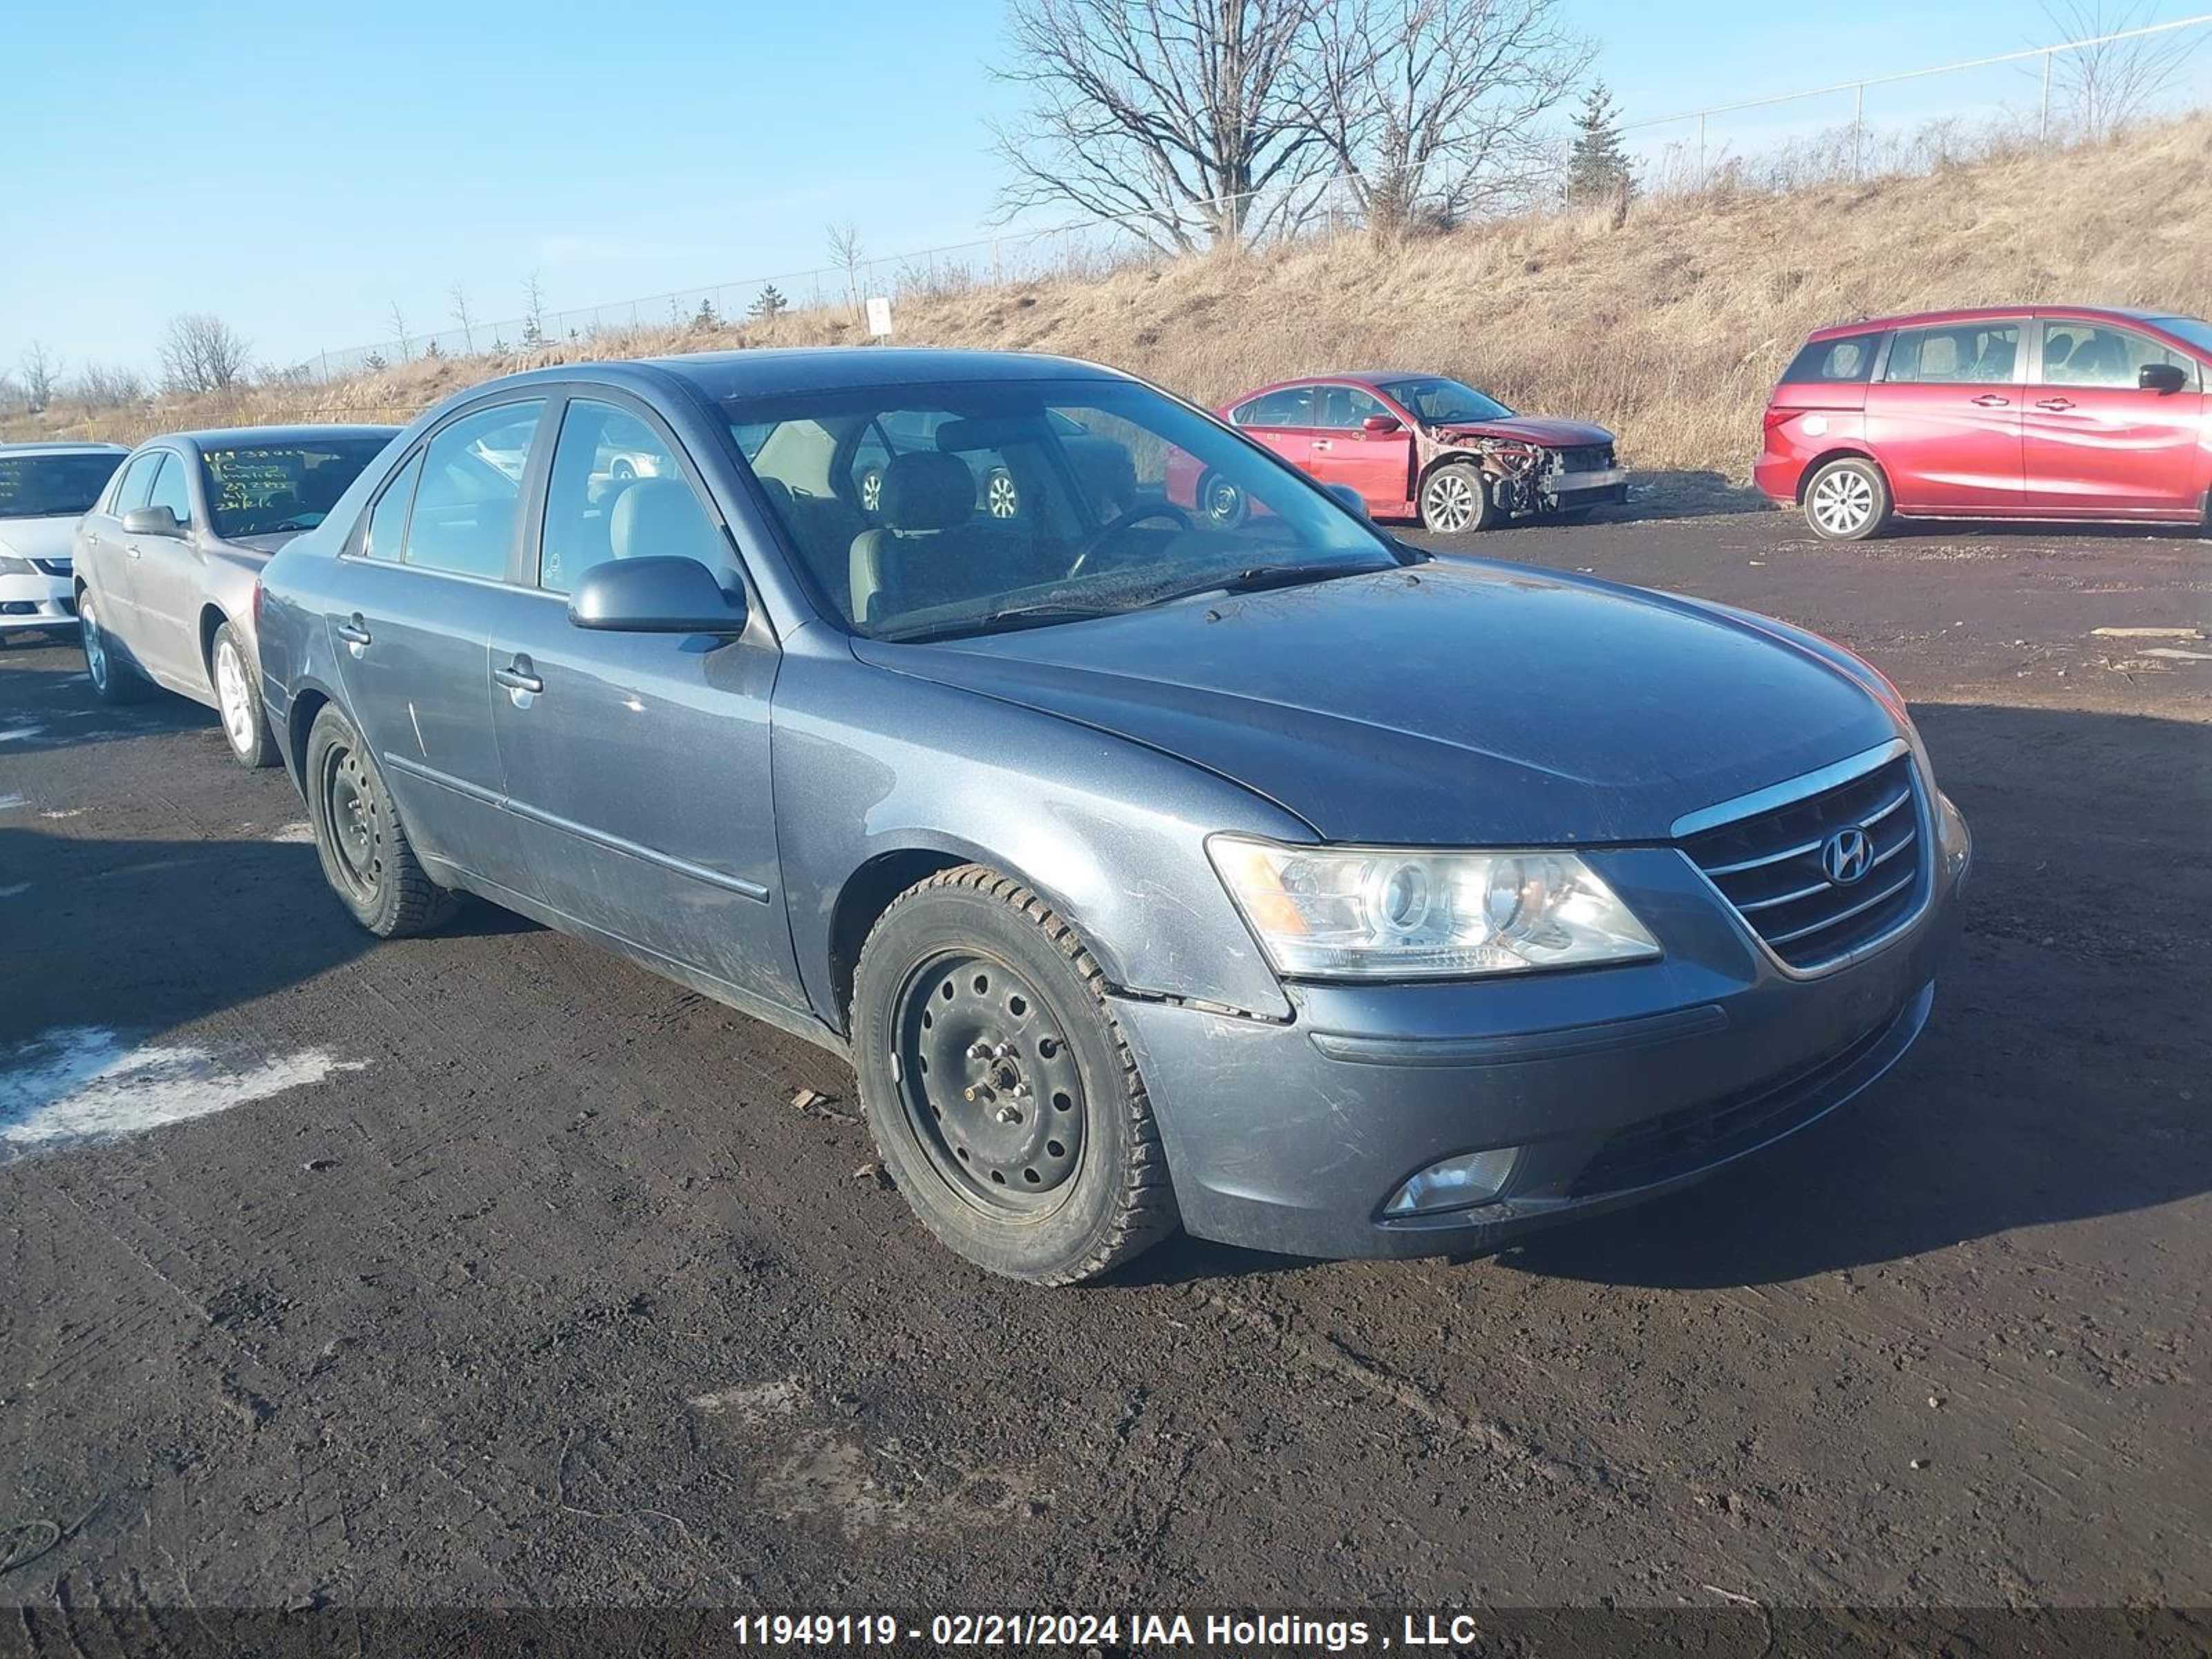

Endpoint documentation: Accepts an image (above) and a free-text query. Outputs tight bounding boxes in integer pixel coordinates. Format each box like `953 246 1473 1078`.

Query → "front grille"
1568 999 1904 1197
1553 444 1613 473
1682 754 1926 972
31 558 71 577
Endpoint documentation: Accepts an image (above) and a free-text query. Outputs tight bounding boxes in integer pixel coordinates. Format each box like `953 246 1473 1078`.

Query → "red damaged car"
1193 373 1627 532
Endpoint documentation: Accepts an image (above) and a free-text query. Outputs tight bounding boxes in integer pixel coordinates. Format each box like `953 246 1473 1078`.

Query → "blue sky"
6 0 2206 373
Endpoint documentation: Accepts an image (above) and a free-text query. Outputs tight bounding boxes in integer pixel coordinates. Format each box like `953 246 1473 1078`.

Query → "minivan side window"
2040 321 2200 390
1783 333 1883 384
364 451 424 561
1884 324 2020 386
539 399 726 592
144 454 194 527
403 401 545 579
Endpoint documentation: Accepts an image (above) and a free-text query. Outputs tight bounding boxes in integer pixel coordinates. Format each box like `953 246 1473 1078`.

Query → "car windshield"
720 376 1405 641
198 438 392 538
1378 376 1512 425
0 452 123 520
2148 315 2212 357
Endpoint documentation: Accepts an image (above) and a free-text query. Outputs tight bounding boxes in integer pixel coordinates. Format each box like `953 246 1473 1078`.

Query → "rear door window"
1884 324 2021 385
363 451 424 561
1783 333 1883 384
403 401 545 579
1238 386 1318 428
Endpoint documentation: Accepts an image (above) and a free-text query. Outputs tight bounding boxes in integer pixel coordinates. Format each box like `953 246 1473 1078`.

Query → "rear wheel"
305 704 456 937
211 621 276 769
1419 460 1496 533
77 590 146 703
852 866 1179 1284
1803 457 1891 541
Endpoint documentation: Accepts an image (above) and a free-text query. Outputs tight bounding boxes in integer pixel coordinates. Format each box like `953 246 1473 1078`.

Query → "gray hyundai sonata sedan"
256 348 1971 1284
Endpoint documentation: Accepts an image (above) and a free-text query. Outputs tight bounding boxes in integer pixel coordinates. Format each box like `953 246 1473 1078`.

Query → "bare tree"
159 313 252 394
2040 1 2201 142
521 270 548 346
387 300 412 363
20 341 62 413
70 362 147 417
988 0 1327 250
826 221 868 319
1295 0 1587 236
449 283 477 353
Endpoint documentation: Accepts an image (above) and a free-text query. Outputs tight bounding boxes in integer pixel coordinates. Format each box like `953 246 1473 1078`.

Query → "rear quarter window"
1783 333 1884 384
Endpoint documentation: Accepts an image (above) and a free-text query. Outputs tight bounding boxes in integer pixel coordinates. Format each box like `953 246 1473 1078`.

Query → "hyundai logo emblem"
1821 825 1874 885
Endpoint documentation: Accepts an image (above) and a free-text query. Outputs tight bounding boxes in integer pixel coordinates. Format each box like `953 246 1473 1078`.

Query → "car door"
2023 319 2206 516
488 392 801 1008
326 399 547 899
127 451 210 688
1864 319 2027 513
1232 385 1322 471
1308 384 1415 514
80 450 160 635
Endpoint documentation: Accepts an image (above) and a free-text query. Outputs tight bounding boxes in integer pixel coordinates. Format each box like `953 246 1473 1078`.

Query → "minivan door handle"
493 657 543 695
1971 393 2012 407
335 616 372 647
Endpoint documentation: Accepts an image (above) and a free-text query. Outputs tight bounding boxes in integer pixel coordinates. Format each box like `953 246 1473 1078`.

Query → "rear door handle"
1971 394 2012 407
335 617 372 646
2035 397 2076 411
1311 439 1333 451
493 657 543 695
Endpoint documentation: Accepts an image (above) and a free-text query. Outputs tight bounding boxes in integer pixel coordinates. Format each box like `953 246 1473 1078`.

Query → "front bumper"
1546 469 1629 509
1112 821 1968 1262
0 571 75 634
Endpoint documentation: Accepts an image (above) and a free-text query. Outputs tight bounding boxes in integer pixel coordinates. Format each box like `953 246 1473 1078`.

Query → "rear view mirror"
568 556 748 635
1360 414 1403 435
2139 362 2188 394
122 505 184 538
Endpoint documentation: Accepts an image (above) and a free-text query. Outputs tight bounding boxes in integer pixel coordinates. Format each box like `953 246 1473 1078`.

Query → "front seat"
848 451 975 624
610 476 726 568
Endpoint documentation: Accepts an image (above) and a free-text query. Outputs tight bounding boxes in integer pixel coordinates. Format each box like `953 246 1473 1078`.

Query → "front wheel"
851 866 1179 1284
304 704 457 937
1194 469 1248 529
77 590 146 704
211 621 277 769
1803 457 1891 541
1419 460 1496 533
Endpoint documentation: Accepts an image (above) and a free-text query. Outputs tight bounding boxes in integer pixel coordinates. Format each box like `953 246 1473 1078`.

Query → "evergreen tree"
748 285 787 321
1564 81 1635 205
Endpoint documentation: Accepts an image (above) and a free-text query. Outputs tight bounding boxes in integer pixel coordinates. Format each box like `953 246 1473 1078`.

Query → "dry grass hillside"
16 114 2211 480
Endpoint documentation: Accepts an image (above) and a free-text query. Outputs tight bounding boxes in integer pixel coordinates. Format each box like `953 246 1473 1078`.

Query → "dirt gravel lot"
1 502 2206 1614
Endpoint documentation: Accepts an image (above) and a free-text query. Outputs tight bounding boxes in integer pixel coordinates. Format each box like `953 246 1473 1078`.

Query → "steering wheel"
1065 502 1192 579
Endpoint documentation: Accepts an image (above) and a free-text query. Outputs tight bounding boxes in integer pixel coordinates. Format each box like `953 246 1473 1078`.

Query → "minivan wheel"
1419 460 1495 533
304 704 457 937
211 621 277 769
77 591 145 704
852 865 1179 1284
1803 457 1891 541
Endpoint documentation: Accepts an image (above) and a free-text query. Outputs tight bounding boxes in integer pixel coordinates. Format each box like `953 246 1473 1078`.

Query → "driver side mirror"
1360 414 1404 435
568 556 749 635
2139 362 2189 394
1322 482 1369 518
122 505 184 538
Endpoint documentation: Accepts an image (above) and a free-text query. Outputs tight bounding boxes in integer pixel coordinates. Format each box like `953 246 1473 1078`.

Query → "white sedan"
0 442 129 644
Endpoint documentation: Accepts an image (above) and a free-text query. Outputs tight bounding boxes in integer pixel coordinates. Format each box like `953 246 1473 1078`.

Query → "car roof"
431 347 1132 408
134 424 402 453
0 440 130 456
1805 304 2195 341
1224 371 1468 404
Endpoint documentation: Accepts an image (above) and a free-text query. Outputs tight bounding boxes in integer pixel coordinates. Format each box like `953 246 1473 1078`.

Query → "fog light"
1382 1147 1519 1217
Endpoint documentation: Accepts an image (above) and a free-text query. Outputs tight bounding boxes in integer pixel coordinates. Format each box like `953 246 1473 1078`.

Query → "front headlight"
0 554 35 575
1208 836 1660 980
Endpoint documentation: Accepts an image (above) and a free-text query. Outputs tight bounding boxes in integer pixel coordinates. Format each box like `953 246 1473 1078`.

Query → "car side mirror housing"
121 505 184 538
1360 414 1404 435
568 556 749 635
2139 362 2188 394
1322 482 1369 518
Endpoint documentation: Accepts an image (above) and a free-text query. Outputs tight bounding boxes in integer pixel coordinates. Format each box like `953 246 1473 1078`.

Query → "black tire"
1194 469 1248 529
209 620 278 769
1803 456 1891 541
1418 460 1497 533
304 703 457 937
851 865 1179 1284
76 588 147 704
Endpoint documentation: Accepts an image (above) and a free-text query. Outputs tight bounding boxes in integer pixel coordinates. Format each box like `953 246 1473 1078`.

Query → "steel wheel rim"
1204 479 1241 524
894 950 1085 1215
1424 470 1477 532
1812 470 1873 534
80 601 106 689
215 639 253 752
321 743 384 900
986 471 1018 518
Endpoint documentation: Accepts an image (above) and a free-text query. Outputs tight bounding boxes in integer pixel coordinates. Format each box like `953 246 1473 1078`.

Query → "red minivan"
1756 306 2212 539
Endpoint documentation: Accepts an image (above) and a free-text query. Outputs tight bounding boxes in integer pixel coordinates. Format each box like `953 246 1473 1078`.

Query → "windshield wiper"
1135 562 1383 610
879 601 1126 644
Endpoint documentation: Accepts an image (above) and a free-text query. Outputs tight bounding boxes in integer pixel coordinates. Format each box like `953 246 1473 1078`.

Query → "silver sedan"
71 425 395 765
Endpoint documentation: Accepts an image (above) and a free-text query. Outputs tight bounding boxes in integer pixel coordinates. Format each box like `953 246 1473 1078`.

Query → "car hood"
1432 415 1613 449
0 516 82 562
854 560 1900 844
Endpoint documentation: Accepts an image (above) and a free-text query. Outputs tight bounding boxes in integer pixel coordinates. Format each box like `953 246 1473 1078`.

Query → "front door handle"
1971 394 2012 407
335 616 372 646
2035 396 2076 411
124 543 142 560
493 657 543 695
1311 439 1333 451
